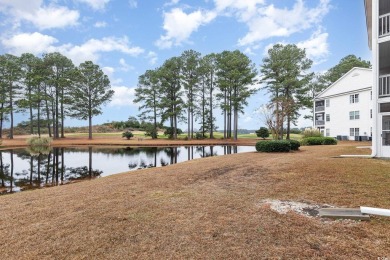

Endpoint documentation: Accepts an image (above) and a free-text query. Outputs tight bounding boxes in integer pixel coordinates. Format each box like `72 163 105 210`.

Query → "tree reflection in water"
0 145 254 194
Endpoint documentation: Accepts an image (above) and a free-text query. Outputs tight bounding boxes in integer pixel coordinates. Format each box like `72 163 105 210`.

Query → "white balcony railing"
315 106 325 112
379 13 390 37
379 74 390 97
315 120 325 126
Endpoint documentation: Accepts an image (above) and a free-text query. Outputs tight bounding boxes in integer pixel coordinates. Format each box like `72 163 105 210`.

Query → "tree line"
260 44 371 140
134 49 258 140
0 52 113 139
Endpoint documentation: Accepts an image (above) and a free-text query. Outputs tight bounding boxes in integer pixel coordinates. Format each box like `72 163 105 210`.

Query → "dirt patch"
260 199 331 218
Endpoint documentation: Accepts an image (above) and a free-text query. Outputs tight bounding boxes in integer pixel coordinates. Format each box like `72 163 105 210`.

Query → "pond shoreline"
0 134 258 149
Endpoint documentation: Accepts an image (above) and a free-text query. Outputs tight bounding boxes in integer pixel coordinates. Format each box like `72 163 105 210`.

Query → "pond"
0 145 256 195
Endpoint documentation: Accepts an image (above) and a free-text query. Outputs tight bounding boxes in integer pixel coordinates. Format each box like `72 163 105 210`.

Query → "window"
325 99 330 107
370 91 372 100
349 111 360 120
350 94 359 103
326 129 330 137
350 128 360 137
326 114 330 122
380 103 390 113
370 109 372 119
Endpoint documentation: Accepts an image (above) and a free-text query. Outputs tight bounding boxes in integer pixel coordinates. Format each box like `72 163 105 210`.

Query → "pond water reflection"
0 145 255 195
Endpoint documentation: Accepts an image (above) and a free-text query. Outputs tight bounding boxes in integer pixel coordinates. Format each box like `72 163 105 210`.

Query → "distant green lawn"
66 131 303 140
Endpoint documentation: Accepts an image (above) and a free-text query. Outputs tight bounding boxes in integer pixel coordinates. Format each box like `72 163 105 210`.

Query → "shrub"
195 132 207 139
122 131 134 140
26 136 52 147
144 125 158 139
255 127 270 139
287 139 301 150
164 127 183 139
322 137 338 145
256 140 291 153
301 137 337 146
302 128 322 138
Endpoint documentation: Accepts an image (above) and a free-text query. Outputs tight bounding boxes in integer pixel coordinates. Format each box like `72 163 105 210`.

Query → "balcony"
315 106 325 112
379 13 390 37
315 120 325 126
379 74 390 97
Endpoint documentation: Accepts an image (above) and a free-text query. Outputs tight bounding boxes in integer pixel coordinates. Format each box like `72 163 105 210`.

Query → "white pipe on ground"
360 206 390 217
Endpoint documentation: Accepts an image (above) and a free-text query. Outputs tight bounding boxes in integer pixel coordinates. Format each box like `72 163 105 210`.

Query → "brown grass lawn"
0 136 390 259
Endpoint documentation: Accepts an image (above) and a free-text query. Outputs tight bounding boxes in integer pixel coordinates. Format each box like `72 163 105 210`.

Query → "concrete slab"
319 208 370 221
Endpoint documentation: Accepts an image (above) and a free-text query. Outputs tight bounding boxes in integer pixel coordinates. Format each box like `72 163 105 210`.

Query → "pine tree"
68 61 114 140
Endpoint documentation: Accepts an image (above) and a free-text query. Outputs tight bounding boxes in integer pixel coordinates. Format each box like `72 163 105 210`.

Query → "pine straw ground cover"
0 139 390 258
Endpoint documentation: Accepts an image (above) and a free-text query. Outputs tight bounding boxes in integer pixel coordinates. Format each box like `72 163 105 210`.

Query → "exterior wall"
324 90 372 140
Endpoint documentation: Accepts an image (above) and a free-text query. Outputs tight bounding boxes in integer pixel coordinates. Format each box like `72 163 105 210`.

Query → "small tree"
256 127 270 139
164 127 182 139
122 131 134 140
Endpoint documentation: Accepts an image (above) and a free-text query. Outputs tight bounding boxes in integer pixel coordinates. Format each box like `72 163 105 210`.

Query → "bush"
195 132 207 139
26 136 52 147
144 125 158 139
287 139 301 150
256 140 291 153
122 131 134 140
301 137 337 146
302 128 322 138
164 127 183 139
255 127 270 139
322 137 338 145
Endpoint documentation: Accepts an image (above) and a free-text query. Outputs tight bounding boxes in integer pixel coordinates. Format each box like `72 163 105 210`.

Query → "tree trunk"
52 101 56 139
223 90 227 139
187 108 190 139
37 100 41 137
209 74 214 139
44 92 52 137
61 87 65 138
88 115 92 140
55 81 59 139
9 84 14 139
29 88 34 135
286 114 291 140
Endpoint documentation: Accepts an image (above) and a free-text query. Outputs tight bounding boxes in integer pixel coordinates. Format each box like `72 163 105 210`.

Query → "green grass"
65 131 303 140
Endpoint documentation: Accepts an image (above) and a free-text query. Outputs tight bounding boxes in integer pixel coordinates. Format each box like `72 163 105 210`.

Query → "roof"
315 67 372 99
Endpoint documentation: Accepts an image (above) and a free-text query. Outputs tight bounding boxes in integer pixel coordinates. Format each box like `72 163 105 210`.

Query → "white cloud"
214 0 265 18
0 0 79 30
155 8 217 49
297 29 329 64
1 32 58 55
119 58 134 71
102 66 115 76
128 0 137 9
65 37 144 64
109 86 137 107
76 0 110 10
237 0 331 46
1 33 144 65
164 0 180 7
94 21 107 28
147 51 158 65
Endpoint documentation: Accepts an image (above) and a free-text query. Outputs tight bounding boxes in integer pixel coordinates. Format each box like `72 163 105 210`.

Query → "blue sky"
0 0 371 130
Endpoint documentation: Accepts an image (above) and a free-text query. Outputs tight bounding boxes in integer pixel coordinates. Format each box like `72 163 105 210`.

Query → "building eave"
364 0 372 50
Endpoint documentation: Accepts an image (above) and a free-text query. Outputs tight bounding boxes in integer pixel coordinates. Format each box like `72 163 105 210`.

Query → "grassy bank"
0 140 389 258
